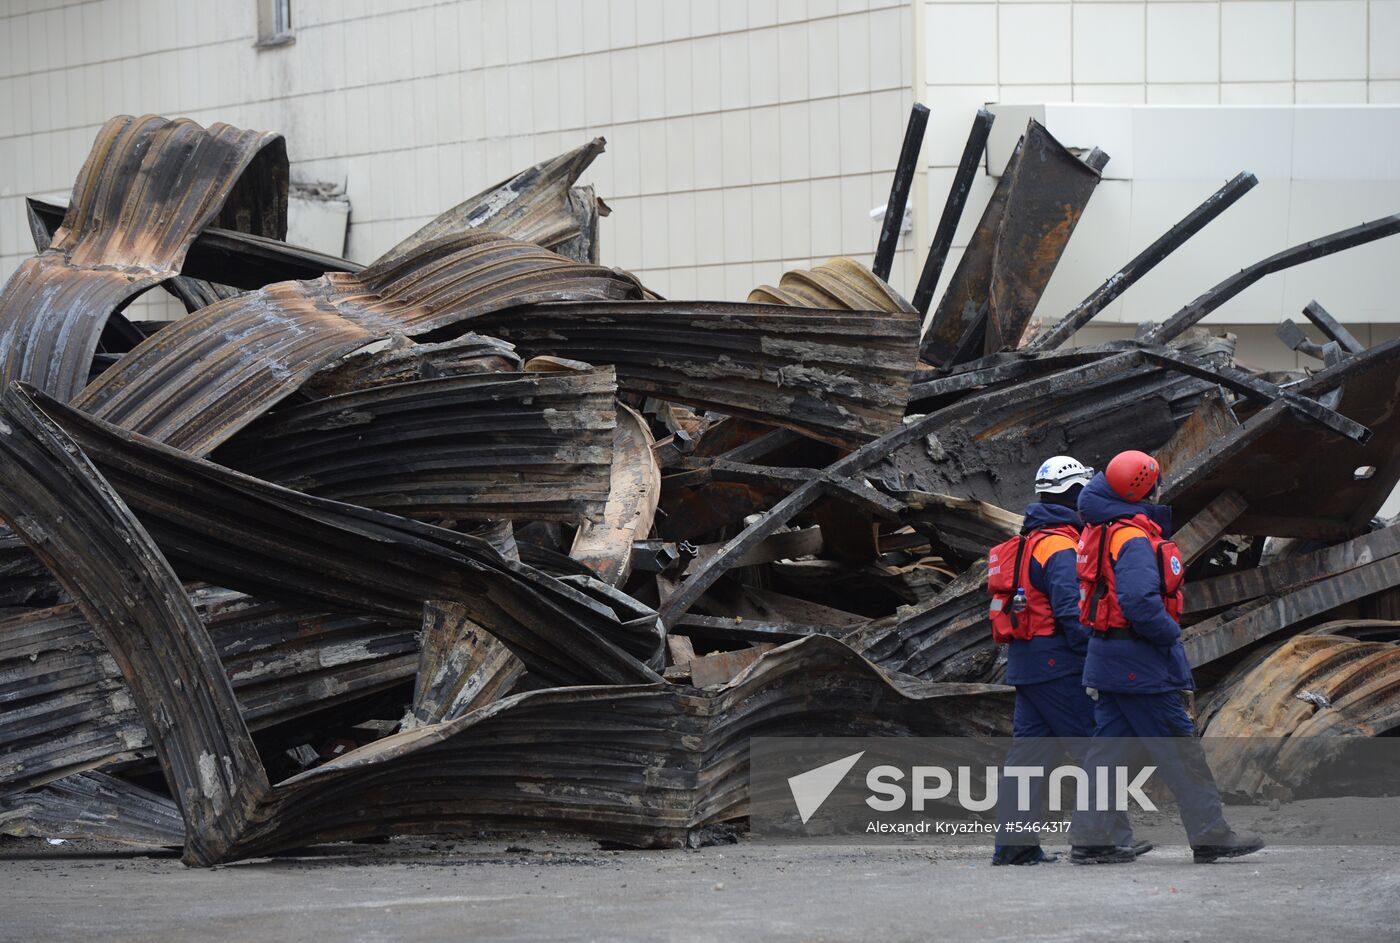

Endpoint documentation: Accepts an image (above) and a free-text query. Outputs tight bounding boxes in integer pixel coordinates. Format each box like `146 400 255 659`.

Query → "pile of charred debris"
1 109 1399 867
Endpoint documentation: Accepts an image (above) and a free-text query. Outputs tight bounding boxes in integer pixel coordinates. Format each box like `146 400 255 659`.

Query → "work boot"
992 846 1059 866
1192 830 1265 863
1070 845 1136 865
1132 840 1154 857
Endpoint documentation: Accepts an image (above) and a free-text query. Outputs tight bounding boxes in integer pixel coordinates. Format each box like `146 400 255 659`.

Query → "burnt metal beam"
912 109 995 319
1184 539 1400 668
1029 172 1258 352
873 103 929 282
1302 300 1366 354
1144 214 1400 345
1139 346 1371 443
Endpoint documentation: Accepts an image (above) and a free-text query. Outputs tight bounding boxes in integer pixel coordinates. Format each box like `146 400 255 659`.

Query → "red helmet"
1105 450 1159 501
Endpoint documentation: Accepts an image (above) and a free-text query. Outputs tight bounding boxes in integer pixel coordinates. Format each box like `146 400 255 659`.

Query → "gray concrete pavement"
2 836 1397 942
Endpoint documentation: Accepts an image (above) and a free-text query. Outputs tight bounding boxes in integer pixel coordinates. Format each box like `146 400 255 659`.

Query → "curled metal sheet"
845 564 996 682
305 332 522 397
216 369 618 525
0 771 184 848
74 231 643 455
402 601 523 731
219 636 1011 863
748 257 917 314
0 590 417 796
0 115 287 401
0 383 272 866
4 382 663 688
475 301 920 449
922 119 1103 365
26 195 359 294
385 138 607 264
1202 634 1400 797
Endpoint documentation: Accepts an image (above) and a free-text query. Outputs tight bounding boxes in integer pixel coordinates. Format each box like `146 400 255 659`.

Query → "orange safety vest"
988 524 1080 643
1076 514 1184 632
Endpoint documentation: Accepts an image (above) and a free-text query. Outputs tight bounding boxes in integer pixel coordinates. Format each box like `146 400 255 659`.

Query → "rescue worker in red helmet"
989 456 1136 865
1069 450 1264 865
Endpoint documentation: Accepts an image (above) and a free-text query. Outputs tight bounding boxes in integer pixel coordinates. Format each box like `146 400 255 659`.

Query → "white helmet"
1035 455 1093 494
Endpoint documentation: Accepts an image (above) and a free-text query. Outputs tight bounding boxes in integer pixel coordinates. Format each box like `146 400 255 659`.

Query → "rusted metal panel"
1027 172 1259 352
0 116 287 402
1201 634 1400 797
921 119 1103 365
26 195 360 291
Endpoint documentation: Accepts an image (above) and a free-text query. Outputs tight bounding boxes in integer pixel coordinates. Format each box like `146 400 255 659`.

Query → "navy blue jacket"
1005 502 1090 686
1077 474 1194 694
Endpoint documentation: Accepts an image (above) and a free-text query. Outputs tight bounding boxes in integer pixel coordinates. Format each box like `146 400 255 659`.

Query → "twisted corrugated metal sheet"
1202 633 1400 798
73 231 643 454
216 369 618 524
384 137 606 264
748 257 917 315
0 115 286 401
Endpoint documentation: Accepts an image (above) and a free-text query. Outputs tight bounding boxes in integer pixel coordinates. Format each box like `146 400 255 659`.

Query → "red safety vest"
1076 514 1185 632
988 524 1080 643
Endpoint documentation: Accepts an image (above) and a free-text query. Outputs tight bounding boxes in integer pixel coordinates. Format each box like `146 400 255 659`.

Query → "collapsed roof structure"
2 111 1399 864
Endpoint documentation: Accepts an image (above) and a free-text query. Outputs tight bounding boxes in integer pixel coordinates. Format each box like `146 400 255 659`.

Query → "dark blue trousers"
994 676 1130 849
1074 690 1229 846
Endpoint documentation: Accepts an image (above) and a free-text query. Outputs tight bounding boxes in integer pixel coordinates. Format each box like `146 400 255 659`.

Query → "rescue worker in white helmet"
988 456 1140 865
